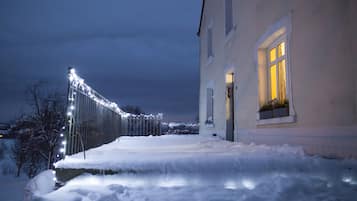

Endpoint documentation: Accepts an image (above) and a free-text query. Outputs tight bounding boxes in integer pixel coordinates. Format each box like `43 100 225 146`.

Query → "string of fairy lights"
52 68 162 183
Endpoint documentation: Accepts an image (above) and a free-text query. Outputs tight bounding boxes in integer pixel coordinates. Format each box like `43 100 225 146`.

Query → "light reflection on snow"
157 177 187 188
224 179 256 190
342 176 357 185
65 175 192 188
224 181 237 190
242 179 255 190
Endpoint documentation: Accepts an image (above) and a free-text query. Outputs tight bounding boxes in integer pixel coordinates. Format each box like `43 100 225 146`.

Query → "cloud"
0 0 201 122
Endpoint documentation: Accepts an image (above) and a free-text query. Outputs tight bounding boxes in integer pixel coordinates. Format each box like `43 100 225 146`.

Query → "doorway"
225 73 234 141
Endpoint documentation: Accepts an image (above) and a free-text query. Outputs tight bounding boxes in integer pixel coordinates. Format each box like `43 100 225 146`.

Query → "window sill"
256 115 295 126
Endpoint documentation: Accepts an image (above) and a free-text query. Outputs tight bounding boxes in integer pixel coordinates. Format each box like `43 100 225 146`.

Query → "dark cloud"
0 0 201 122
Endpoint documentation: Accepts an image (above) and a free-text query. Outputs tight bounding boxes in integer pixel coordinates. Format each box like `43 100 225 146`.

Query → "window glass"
270 65 277 100
225 0 233 35
278 42 285 57
278 60 287 102
270 48 276 62
206 88 214 123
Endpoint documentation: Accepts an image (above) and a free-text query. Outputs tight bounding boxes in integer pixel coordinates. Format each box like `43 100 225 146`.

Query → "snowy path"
0 175 28 201
44 135 357 201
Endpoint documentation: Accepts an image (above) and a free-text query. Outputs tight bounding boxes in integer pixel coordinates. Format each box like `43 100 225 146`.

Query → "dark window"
206 88 214 124
207 27 213 58
225 0 233 35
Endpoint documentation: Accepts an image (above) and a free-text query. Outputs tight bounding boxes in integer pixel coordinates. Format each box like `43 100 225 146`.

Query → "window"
268 41 287 103
206 88 214 124
225 0 233 35
207 27 213 58
256 16 295 124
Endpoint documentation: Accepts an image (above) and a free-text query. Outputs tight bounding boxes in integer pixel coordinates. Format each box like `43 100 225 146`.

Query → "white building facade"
198 0 357 158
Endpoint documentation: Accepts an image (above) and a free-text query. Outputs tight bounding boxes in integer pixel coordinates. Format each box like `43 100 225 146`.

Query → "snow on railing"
62 67 163 158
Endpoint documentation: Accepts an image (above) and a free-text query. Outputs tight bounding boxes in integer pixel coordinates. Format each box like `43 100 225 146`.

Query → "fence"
64 68 162 157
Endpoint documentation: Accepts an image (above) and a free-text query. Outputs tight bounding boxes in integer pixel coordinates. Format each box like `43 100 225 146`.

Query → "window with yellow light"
268 41 287 103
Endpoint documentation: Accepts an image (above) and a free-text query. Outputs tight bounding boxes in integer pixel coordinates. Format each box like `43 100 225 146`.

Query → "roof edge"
196 0 205 36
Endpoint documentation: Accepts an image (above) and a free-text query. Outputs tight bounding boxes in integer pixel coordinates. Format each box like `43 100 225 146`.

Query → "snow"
0 139 29 201
24 170 56 200
0 140 16 175
55 135 307 173
0 141 27 201
0 174 28 201
42 135 357 200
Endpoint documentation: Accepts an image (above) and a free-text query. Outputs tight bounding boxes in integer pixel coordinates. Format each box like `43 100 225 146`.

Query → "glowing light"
242 179 255 190
270 64 277 100
53 177 57 182
226 73 234 84
62 141 67 145
157 177 187 188
342 176 356 185
67 68 161 119
60 133 64 137
62 126 65 130
70 68 76 74
278 60 287 102
52 170 56 175
270 48 276 62
60 148 65 153
278 42 285 57
224 181 237 190
70 105 75 110
0 135 3 138
56 154 60 157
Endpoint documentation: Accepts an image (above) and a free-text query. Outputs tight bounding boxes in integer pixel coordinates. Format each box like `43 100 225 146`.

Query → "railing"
122 114 162 136
63 68 162 157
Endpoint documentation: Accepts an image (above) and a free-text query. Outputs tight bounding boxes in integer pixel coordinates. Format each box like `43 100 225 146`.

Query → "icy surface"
48 135 357 201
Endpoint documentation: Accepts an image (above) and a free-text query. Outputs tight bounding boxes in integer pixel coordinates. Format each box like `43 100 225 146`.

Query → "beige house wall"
199 0 357 158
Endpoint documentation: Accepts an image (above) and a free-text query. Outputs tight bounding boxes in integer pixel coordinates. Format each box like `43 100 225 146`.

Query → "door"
226 73 234 141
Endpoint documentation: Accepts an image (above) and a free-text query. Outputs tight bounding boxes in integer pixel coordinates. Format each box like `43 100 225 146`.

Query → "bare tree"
11 117 35 177
11 82 66 177
26 82 66 169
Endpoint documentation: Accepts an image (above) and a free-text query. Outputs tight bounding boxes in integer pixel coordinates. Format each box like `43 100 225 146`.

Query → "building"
197 0 357 158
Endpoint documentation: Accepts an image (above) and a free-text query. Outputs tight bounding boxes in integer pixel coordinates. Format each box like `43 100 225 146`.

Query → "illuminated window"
268 41 287 103
226 73 233 84
256 17 295 123
270 64 277 100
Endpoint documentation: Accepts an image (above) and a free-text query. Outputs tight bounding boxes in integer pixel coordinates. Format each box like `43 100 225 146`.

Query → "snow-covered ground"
0 140 29 201
0 174 29 201
40 135 357 200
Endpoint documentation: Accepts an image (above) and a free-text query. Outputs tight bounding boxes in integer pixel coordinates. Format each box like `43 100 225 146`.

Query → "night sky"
0 0 201 123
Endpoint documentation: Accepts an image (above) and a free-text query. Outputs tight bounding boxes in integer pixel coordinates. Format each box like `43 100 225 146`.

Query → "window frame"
267 36 287 102
255 15 296 125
